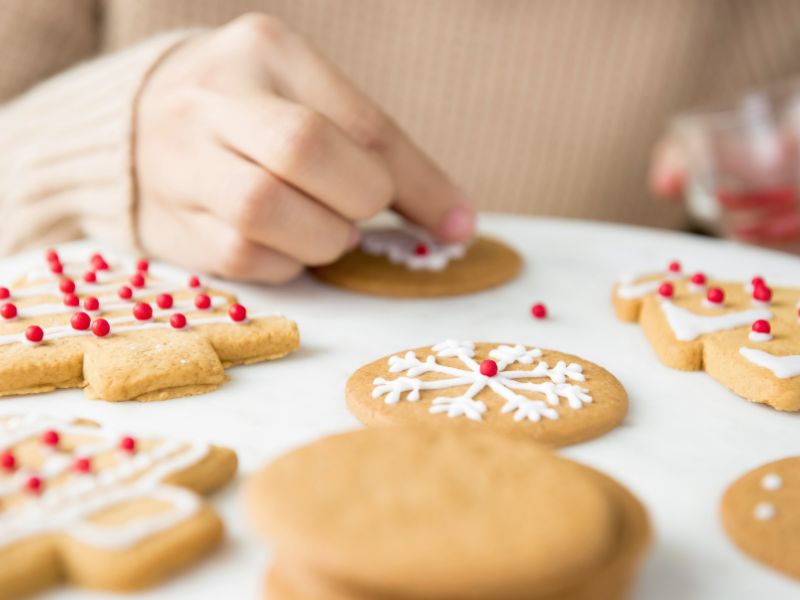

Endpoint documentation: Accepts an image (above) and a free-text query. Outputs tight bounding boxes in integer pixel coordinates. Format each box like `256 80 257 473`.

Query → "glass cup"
672 81 800 251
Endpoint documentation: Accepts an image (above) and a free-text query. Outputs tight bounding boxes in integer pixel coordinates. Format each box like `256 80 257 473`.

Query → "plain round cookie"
721 456 800 579
345 343 628 447
310 236 522 297
245 427 650 600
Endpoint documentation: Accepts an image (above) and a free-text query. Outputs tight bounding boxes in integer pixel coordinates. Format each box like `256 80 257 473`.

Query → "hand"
135 14 475 282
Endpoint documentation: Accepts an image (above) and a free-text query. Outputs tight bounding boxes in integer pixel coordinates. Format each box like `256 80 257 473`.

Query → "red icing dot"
229 304 247 322
83 271 97 283
59 278 75 294
90 253 108 271
0 287 10 300
63 293 79 307
751 276 765 289
73 457 92 473
0 451 16 471
658 282 674 298
706 287 725 304
133 302 153 321
668 260 681 273
530 303 547 319
156 293 173 309
129 273 146 288
49 262 63 275
479 359 499 377
45 249 59 263
194 293 211 310
70 312 91 330
170 313 187 329
136 259 149 273
83 296 99 312
91 318 110 337
414 243 429 256
41 429 60 447
752 319 771 334
25 325 44 343
25 476 43 494
690 272 706 285
119 436 136 453
753 285 772 302
118 285 133 300
188 275 201 289
0 303 17 320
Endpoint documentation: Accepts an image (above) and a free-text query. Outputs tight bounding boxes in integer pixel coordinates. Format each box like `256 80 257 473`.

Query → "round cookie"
245 426 651 600
721 456 800 579
310 228 521 297
345 340 628 447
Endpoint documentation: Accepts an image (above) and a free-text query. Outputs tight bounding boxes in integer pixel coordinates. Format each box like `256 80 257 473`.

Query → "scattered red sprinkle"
63 293 79 307
129 273 146 288
690 272 706 285
0 287 10 300
41 429 60 447
118 285 133 300
83 271 97 283
753 285 772 303
73 457 92 473
58 278 75 294
668 260 681 273
752 319 771 334
25 476 43 494
83 296 99 312
25 325 44 343
530 303 548 319
706 287 725 304
45 249 59 263
133 302 153 321
49 262 63 274
188 275 201 289
136 259 149 273
414 243 429 256
479 359 499 377
170 313 187 329
119 436 136 453
229 303 247 322
155 293 173 309
91 318 110 337
658 282 674 298
0 451 16 471
0 303 17 320
70 312 91 331
194 293 211 310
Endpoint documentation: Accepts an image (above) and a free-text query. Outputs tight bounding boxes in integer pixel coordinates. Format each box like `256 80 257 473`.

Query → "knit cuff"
0 30 199 256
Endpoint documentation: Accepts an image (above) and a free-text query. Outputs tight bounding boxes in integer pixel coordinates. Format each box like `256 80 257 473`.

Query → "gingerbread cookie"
244 426 650 600
0 413 237 597
612 261 800 411
721 457 800 579
345 340 627 447
311 228 522 297
0 249 299 401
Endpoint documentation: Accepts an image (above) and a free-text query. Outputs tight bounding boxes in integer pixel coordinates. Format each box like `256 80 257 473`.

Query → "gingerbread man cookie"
0 414 237 597
721 457 800 579
245 426 651 600
346 340 628 447
0 249 299 401
612 261 800 411
311 228 522 297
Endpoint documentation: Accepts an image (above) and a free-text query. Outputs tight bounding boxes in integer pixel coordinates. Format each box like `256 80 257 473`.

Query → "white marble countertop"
2 214 797 599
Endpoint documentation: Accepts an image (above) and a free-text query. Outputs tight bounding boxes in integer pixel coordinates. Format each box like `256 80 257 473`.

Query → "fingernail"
438 203 476 242
348 227 361 249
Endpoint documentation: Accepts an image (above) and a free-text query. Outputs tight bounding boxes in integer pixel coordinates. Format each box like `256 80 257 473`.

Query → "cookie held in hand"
311 228 522 297
0 414 237 598
346 340 628 447
245 426 650 600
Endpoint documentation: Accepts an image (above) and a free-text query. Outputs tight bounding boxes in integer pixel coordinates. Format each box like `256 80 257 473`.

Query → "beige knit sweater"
3 0 800 255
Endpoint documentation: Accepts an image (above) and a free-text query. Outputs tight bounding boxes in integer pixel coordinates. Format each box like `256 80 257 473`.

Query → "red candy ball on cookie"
59 278 75 294
188 275 201 289
49 261 63 274
170 313 187 329
658 282 674 298
479 359 499 377
83 271 97 283
1 303 17 320
690 272 706 285
0 287 10 300
136 259 149 273
83 296 99 312
751 276 765 289
530 303 548 319
753 285 772 303
91 318 110 337
73 457 92 473
229 303 247 322
45 248 59 263
90 253 108 271
129 273 145 288
668 260 681 273
63 293 79 308
70 312 91 330
133 302 153 321
118 285 133 300
25 476 43 494
119 436 136 453
194 293 211 310
0 451 16 471
706 287 725 305
414 243 429 256
41 429 59 447
156 293 173 309
25 325 44 343
752 319 771 334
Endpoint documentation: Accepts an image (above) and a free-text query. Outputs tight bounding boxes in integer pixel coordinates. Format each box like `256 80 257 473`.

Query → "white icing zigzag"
360 229 466 271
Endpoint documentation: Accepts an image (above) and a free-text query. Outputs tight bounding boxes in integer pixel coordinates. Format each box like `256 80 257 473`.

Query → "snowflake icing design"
371 340 592 422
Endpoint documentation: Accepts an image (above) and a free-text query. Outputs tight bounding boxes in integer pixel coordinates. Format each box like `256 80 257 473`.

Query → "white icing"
0 414 210 550
659 300 771 341
739 347 800 378
701 299 725 310
748 331 772 342
616 269 683 299
761 473 783 491
360 229 465 271
371 340 592 422
688 283 706 293
753 501 776 521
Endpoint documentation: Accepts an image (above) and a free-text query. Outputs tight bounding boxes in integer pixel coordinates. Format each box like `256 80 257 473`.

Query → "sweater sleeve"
0 30 197 256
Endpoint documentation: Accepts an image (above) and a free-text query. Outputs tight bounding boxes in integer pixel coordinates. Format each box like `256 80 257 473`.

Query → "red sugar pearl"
45 248 59 263
229 303 247 322
0 287 10 300
0 451 16 471
91 318 110 337
690 272 706 285
129 273 146 288
25 476 43 494
90 253 108 271
188 275 201 289
119 436 136 453
73 457 92 473
83 271 97 283
49 261 63 275
118 285 133 300
25 325 44 343
155 293 173 309
479 359 499 377
530 303 548 319
58 278 75 294
752 319 771 334
194 293 211 310
753 285 772 303
133 302 153 321
706 287 725 304
751 276 765 289
414 243 429 256
136 259 149 273
658 282 674 298
170 313 187 329
63 293 79 308
1 303 17 320
41 429 60 447
70 312 91 331
83 296 99 312
668 260 681 273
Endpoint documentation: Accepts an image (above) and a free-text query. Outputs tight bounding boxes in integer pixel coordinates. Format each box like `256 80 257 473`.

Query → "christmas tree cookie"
346 340 628 447
612 261 800 411
0 414 237 597
311 227 522 297
0 249 299 401
244 426 651 600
